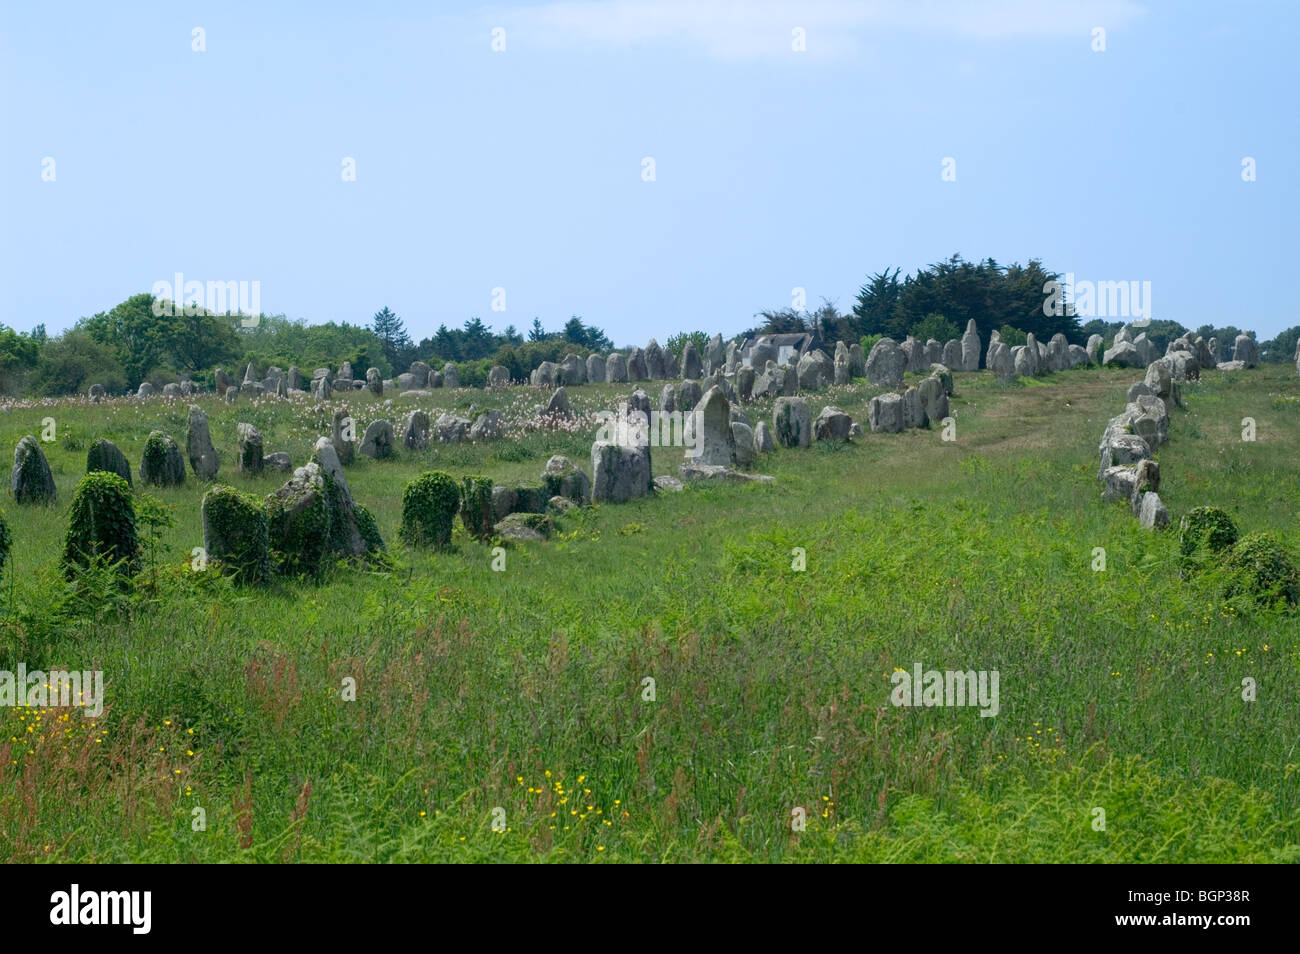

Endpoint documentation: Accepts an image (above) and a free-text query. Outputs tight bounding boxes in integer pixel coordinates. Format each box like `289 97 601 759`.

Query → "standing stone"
1023 333 1042 374
140 432 186 487
988 340 1015 382
737 366 755 403
359 419 395 459
1233 334 1258 367
287 367 302 391
559 354 587 385
924 340 942 365
731 422 755 467
1085 334 1103 365
531 363 556 387
942 339 962 370
644 340 666 380
1137 492 1169 530
313 376 332 400
366 367 383 395
678 379 703 412
605 353 628 383
658 383 677 414
11 436 56 503
917 375 949 427
681 342 703 379
867 394 903 433
546 387 573 419
311 438 381 557
704 334 724 374
772 397 812 448
1012 346 1033 378
796 350 833 391
591 441 652 503
753 421 775 453
749 338 777 369
849 343 866 377
137 382 156 398
690 386 735 466
626 348 648 380
337 362 354 385
1294 338 1300 375
542 455 591 505
663 349 679 379
470 409 504 441
901 387 925 428
960 320 981 371
725 340 739 374
834 352 850 385
332 407 356 464
237 423 264 475
902 336 926 373
813 406 853 442
402 409 431 450
1047 334 1068 372
586 353 605 384
186 406 219 479
866 338 905 387
87 438 132 485
215 368 231 395
488 365 510 387
443 363 459 388
243 361 258 385
408 362 431 388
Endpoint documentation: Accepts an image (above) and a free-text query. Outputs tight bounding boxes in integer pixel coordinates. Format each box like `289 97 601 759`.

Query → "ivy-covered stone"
11 435 56 504
61 471 139 577
140 431 185 487
312 438 383 558
460 475 494 541
265 462 332 576
201 485 271 585
86 438 132 486
400 471 460 548
1178 505 1238 576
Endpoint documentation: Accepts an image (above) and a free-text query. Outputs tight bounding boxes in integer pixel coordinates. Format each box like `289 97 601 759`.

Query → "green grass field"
1 363 1297 862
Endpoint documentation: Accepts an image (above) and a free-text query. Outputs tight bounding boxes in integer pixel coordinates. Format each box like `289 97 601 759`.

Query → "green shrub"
400 472 460 548
859 334 883 357
1222 532 1298 607
201 485 271 585
1179 506 1238 576
460 476 495 541
61 472 139 578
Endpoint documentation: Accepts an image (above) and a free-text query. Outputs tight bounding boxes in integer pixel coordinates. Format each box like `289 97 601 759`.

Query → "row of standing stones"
1094 327 1274 532
11 323 1278 565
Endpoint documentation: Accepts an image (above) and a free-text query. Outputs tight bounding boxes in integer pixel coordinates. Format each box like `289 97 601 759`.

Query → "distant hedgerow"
400 472 460 548
61 471 139 578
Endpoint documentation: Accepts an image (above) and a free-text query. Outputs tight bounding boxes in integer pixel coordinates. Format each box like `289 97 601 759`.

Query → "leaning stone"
86 438 132 486
11 435 56 503
186 405 219 479
359 419 395 459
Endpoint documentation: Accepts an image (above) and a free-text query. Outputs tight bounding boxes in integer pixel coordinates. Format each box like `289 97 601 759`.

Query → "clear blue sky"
2 0 1296 345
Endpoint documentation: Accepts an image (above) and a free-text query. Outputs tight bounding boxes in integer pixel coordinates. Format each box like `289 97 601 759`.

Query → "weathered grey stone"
736 365 755 403
1127 381 1155 403
161 382 182 399
546 387 573 419
796 349 833 391
653 475 684 493
626 347 648 381
185 406 219 479
917 375 949 426
365 367 383 395
658 383 677 414
591 440 652 503
680 342 703 379
834 352 850 385
605 353 628 383
543 455 591 505
849 343 866 377
313 376 332 400
395 373 415 390
494 512 553 542
1067 344 1089 368
731 422 755 466
11 435 55 503
1101 465 1138 503
902 336 926 373
867 393 903 433
434 413 471 443
901 387 925 428
488 365 510 387
689 386 735 466
136 382 155 398
263 452 293 473
1048 334 1069 372
678 462 774 484
772 397 812 448
942 339 962 370
1132 333 1156 366
407 362 430 388
402 410 431 450
236 423 264 475
988 341 1015 382
1085 334 1103 365
1144 359 1172 398
586 354 605 384
359 419 395 459
749 338 777 369
1233 334 1257 367
960 320 981 371
470 409 505 441
813 406 852 442
330 408 355 464
1103 341 1142 368
1137 491 1169 530
286 367 302 391
677 380 703 413
442 363 459 388
559 354 586 385
644 340 666 379
866 338 905 387
531 361 558 387
924 339 942 365
704 334 724 374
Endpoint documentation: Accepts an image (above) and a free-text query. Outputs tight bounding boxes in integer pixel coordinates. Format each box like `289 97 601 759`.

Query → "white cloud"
489 0 1148 60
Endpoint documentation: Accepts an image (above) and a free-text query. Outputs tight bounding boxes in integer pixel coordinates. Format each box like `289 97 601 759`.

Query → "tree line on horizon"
2 256 1296 396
